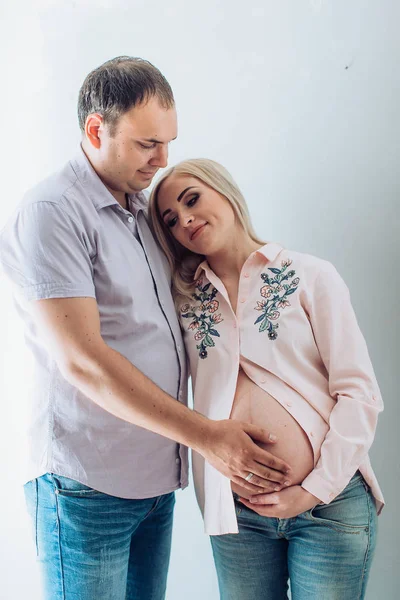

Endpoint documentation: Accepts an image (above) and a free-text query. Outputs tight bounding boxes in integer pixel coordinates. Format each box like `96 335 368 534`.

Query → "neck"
81 141 128 209
207 231 263 282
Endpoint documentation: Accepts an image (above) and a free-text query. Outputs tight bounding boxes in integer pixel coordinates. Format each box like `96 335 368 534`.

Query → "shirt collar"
193 243 284 281
70 145 148 213
194 260 208 281
255 242 284 262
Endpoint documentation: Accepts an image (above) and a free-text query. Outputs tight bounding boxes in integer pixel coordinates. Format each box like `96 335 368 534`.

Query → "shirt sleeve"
301 262 383 504
0 201 96 301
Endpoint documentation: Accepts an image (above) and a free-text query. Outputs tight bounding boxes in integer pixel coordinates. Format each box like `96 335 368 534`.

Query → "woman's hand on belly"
238 485 320 519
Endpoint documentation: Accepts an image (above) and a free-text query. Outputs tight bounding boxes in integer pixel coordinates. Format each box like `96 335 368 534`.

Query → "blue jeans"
211 472 377 600
24 473 175 600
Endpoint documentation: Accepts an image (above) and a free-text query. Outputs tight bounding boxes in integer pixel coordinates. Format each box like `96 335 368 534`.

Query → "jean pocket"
52 474 103 498
306 477 370 534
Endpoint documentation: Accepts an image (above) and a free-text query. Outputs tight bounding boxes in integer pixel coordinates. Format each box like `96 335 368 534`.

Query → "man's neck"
81 141 128 209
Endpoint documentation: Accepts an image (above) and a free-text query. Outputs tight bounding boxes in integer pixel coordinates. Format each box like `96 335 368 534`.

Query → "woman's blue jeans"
211 472 377 600
24 473 175 600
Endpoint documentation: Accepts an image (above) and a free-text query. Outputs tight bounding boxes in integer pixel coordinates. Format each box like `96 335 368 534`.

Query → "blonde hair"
148 158 264 303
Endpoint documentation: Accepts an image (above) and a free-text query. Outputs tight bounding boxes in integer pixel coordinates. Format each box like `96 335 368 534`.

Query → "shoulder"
276 251 351 308
1 163 89 248
4 160 95 236
276 248 339 279
20 160 78 211
264 248 347 300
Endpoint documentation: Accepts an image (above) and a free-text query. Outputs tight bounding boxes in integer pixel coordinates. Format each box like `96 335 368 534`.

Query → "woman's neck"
207 233 264 282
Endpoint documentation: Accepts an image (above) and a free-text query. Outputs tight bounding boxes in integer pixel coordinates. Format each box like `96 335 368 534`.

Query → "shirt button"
309 431 314 437
233 322 237 328
240 298 246 303
285 402 292 408
127 216 134 223
372 395 377 402
260 378 266 384
244 273 250 278
329 492 335 499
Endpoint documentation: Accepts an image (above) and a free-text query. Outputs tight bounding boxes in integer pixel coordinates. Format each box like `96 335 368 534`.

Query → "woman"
148 159 384 600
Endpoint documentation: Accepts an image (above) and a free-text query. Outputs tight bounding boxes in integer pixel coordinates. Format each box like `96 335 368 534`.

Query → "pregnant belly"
230 367 314 499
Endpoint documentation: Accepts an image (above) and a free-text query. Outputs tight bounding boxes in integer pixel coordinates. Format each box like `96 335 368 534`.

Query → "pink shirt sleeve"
301 262 383 504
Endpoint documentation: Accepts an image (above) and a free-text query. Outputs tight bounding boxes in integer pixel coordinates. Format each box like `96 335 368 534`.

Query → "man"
0 56 290 599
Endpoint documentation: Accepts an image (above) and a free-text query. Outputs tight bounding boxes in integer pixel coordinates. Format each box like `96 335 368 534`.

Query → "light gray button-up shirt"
0 147 189 498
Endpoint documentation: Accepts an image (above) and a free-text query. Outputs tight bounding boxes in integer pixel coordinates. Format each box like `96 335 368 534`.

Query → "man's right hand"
197 419 292 494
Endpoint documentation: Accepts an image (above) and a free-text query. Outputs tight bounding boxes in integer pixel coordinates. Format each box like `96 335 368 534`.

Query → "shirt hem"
23 468 188 500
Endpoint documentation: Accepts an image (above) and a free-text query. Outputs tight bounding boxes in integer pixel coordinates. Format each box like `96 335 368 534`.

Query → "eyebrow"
142 136 178 144
177 186 195 202
161 186 196 219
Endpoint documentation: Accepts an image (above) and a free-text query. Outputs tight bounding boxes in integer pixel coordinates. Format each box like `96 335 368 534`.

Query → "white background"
1 1 399 598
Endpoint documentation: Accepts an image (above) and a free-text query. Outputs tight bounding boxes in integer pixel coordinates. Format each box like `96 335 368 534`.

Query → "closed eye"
186 194 199 207
166 216 178 228
139 142 157 149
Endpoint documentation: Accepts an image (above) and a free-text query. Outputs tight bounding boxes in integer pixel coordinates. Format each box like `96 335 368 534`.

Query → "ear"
84 113 105 149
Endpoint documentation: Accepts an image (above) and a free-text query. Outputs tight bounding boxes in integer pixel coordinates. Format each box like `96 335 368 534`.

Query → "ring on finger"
245 472 255 482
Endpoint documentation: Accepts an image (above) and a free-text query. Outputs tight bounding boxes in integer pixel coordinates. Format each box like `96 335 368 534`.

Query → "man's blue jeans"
24 473 175 600
211 472 377 600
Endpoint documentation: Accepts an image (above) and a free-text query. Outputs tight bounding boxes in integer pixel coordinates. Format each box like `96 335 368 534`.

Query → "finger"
240 472 288 492
247 492 281 505
248 462 292 486
253 450 292 476
242 423 278 444
238 498 279 517
230 475 273 495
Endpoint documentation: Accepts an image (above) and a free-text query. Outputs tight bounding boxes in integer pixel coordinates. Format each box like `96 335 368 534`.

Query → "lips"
190 223 207 241
138 170 157 177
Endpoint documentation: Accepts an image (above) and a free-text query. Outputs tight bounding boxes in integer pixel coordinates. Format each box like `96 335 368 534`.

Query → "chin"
201 242 224 257
128 182 148 193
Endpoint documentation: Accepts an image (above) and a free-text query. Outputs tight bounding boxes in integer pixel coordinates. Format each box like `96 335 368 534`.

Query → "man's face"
95 96 177 197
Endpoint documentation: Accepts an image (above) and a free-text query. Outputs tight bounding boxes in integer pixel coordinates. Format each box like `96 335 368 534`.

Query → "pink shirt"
180 243 384 535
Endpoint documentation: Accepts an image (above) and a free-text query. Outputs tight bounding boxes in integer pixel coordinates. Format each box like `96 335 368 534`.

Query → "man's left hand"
238 485 320 519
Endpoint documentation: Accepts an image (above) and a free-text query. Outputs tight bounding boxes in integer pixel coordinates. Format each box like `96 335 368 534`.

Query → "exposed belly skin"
230 367 315 499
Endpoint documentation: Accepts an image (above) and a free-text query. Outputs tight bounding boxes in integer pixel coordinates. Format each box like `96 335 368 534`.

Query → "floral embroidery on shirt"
254 259 300 340
180 277 223 359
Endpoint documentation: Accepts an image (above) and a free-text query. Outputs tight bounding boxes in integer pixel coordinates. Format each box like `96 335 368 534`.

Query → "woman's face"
156 173 238 256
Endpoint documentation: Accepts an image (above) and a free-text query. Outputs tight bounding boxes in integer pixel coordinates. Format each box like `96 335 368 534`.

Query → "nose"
149 144 168 168
181 213 194 227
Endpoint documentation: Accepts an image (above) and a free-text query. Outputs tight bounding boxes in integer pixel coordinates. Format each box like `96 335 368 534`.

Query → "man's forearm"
64 341 209 451
30 297 291 490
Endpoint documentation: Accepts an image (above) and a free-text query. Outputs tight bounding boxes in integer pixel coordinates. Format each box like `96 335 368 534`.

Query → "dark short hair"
77 56 174 133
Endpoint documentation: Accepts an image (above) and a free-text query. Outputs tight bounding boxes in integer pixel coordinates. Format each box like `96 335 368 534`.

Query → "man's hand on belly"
238 485 320 518
198 419 292 494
